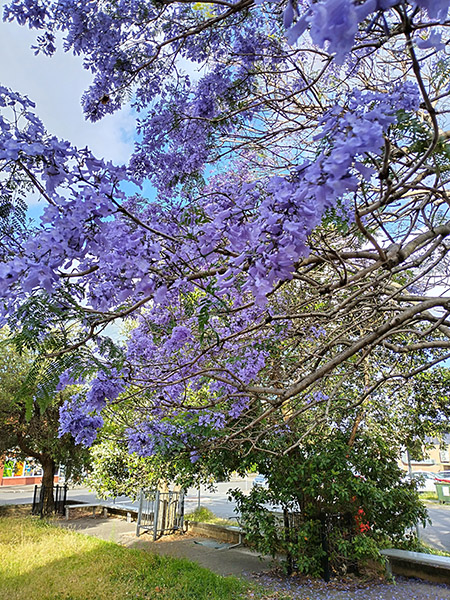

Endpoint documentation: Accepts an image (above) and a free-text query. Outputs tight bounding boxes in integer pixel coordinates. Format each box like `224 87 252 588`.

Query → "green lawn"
419 492 439 501
0 516 275 600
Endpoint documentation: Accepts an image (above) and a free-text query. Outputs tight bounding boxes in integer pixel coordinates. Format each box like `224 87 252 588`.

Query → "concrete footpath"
54 514 450 600
55 515 275 577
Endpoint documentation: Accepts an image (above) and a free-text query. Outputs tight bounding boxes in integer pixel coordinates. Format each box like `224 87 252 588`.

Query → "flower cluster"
287 0 450 60
0 78 421 454
59 397 104 446
85 369 124 411
1 0 448 461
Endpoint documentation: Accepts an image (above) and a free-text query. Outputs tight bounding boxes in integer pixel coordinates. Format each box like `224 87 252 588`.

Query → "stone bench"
380 549 450 584
65 502 138 522
65 503 108 520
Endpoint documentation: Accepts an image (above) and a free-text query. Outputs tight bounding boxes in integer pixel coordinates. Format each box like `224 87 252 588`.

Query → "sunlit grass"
185 506 232 526
0 516 258 600
418 542 450 558
419 491 439 501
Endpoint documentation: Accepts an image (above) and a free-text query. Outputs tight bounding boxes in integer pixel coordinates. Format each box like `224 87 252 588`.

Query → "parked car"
435 470 450 481
405 471 438 492
252 474 268 488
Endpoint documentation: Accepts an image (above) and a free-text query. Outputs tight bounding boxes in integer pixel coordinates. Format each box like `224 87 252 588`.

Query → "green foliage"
394 109 450 175
232 430 427 578
418 491 438 501
416 542 450 558
0 328 91 498
431 57 450 91
85 439 159 500
0 178 29 254
5 291 125 417
412 368 450 432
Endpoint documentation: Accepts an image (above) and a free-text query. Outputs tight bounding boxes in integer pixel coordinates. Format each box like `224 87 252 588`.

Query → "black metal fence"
278 509 360 581
32 484 68 517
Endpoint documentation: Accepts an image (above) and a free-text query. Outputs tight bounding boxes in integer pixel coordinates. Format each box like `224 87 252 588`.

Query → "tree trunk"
16 434 57 516
40 457 56 516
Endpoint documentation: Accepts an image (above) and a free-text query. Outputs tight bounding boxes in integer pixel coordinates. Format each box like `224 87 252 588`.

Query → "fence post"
38 485 45 518
179 490 185 532
32 485 38 515
136 489 144 537
320 514 331 583
153 490 160 541
62 484 68 514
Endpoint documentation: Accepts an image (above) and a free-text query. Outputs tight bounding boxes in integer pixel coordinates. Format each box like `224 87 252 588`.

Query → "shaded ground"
251 571 450 600
129 532 276 577
55 515 450 599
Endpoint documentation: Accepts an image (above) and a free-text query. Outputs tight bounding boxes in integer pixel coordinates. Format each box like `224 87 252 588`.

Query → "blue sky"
0 18 136 160
0 17 137 220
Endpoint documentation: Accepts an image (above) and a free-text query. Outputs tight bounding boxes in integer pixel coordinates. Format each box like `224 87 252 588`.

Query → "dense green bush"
232 431 427 578
85 439 160 499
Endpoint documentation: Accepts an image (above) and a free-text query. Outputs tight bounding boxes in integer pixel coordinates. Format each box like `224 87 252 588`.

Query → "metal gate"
136 489 184 539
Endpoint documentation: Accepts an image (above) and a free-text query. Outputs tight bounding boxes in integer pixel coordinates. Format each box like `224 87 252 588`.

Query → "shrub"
232 431 427 578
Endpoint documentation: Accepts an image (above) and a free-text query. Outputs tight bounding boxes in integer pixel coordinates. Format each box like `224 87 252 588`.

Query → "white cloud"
0 19 135 164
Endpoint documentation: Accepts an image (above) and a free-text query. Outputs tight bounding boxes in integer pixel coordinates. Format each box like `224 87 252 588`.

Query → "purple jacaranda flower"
85 368 124 411
413 0 449 22
59 398 103 446
416 31 445 51
190 451 200 463
309 0 359 64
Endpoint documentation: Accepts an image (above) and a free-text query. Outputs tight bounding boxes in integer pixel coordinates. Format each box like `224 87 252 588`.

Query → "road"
419 503 450 552
184 479 253 519
0 477 253 520
2 482 450 552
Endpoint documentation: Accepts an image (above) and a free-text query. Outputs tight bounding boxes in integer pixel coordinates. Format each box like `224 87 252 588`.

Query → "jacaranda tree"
1 1 450 467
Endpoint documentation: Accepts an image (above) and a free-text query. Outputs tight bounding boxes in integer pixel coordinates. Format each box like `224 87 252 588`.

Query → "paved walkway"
55 515 275 577
128 534 276 577
54 515 450 599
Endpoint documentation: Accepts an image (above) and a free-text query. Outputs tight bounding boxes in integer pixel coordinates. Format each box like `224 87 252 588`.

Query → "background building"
0 456 61 486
